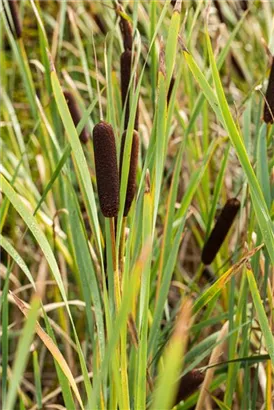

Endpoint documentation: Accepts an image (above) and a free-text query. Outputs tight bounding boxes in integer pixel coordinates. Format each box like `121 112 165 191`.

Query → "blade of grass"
4 296 40 410
0 234 36 290
205 31 274 264
193 245 264 315
151 299 192 410
246 266 274 366
11 293 84 409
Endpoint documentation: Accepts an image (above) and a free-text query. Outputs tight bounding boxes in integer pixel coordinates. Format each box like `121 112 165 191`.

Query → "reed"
93 121 119 218
202 198 240 265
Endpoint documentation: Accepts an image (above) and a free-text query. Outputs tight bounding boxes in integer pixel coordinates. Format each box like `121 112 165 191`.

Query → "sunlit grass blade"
0 176 70 306
246 267 274 366
0 234 36 289
50 66 103 264
205 31 274 264
151 299 192 410
11 293 84 409
4 296 40 410
165 0 181 86
193 245 264 315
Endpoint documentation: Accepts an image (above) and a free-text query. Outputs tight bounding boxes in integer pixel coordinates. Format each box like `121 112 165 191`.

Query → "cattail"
119 130 139 216
174 369 204 405
92 12 107 35
63 91 90 144
3 0 22 39
120 50 139 130
263 57 274 124
239 0 248 11
167 76 175 105
93 121 119 218
202 198 240 265
119 14 133 51
201 267 215 282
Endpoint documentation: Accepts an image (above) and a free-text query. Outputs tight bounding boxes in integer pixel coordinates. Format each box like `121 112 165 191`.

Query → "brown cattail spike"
239 1 248 11
202 198 240 265
63 91 90 144
263 57 274 124
119 14 133 51
93 121 119 218
167 76 175 105
119 130 139 216
120 50 139 131
174 369 204 405
4 0 22 39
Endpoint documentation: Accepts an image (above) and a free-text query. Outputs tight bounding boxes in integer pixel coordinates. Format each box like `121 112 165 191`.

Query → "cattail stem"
110 220 130 409
119 216 127 274
110 217 120 309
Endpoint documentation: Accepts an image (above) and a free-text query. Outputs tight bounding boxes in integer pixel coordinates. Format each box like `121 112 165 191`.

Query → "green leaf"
246 267 274 366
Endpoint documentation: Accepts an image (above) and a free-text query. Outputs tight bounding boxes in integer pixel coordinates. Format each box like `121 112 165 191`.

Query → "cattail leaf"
256 123 271 208
3 0 22 39
0 176 93 405
51 68 103 261
11 293 84 410
0 175 70 308
151 299 192 410
153 59 167 229
205 30 274 264
135 172 153 409
193 245 264 315
0 234 36 290
4 296 40 410
184 8 249 137
165 0 181 86
246 267 274 367
67 7 93 102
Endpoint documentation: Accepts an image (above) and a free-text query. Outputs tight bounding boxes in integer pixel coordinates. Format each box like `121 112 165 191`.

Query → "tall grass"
1 1 273 409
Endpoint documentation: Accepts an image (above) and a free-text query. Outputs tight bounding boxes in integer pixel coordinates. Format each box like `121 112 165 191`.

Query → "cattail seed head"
202 198 240 265
4 0 22 39
174 369 204 405
263 57 274 124
93 121 119 218
119 14 133 51
91 10 107 35
119 130 139 216
63 91 90 144
239 0 248 11
120 50 139 131
167 76 175 105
